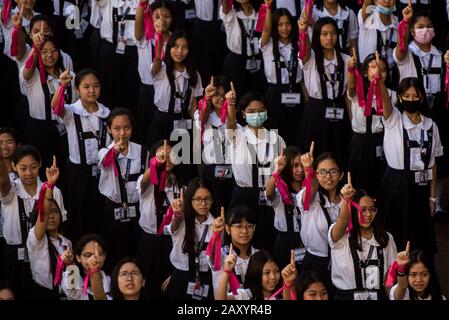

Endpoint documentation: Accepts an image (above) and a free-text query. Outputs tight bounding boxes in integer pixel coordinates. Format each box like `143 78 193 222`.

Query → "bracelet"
89 268 101 274
272 171 281 180
396 271 406 277
223 269 233 274
283 280 293 288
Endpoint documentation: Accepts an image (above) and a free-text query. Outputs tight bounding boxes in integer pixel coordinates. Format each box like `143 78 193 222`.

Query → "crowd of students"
0 0 448 301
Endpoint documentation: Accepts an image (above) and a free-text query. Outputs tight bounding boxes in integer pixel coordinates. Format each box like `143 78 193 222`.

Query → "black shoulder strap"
348 239 364 290
341 18 349 51
73 114 88 165
17 196 34 246
42 82 52 121
126 145 148 183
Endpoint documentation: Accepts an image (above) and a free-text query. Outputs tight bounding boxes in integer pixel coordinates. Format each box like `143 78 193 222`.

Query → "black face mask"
399 100 422 113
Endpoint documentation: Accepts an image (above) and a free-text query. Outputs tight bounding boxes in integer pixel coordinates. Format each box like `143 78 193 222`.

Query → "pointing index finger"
220 207 225 221
405 241 410 254
352 47 356 59
229 243 233 256
52 155 57 167
230 81 235 94
347 172 352 186
210 76 214 86
309 141 314 155
290 250 295 266
95 242 99 257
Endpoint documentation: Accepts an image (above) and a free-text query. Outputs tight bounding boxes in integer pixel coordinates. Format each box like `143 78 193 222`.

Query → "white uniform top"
136 175 180 234
19 67 77 121
383 107 443 170
300 50 349 100
275 0 304 17
0 178 67 245
389 283 447 300
152 62 203 112
136 38 167 85
168 212 215 271
90 0 107 29
394 42 443 95
268 189 301 232
0 172 18 238
296 189 341 257
348 88 397 134
98 141 149 204
93 0 138 46
220 7 259 56
260 38 303 84
62 269 112 300
312 4 359 50
358 10 398 68
225 125 286 188
194 0 220 21
328 224 397 290
27 228 71 290
58 99 111 165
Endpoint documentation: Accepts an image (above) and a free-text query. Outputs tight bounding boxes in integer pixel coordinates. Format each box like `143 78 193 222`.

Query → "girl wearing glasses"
329 181 397 300
110 257 147 300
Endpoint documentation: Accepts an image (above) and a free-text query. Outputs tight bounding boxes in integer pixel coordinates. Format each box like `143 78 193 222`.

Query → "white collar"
236 9 258 21
175 68 190 80
15 177 42 200
367 11 398 31
319 5 349 20
323 51 338 67
195 213 214 226
72 99 110 118
210 111 225 127
409 41 441 58
243 126 276 145
108 141 139 160
402 112 433 131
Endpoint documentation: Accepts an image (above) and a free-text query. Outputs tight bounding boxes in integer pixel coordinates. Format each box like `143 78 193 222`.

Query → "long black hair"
150 0 175 32
224 205 256 256
396 77 429 116
40 36 65 76
110 257 147 300
182 177 214 255
271 8 299 62
74 234 108 277
295 270 328 299
407 250 442 300
314 152 344 206
281 145 303 192
361 53 391 90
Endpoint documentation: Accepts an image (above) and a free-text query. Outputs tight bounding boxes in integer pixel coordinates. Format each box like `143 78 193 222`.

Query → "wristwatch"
429 197 437 203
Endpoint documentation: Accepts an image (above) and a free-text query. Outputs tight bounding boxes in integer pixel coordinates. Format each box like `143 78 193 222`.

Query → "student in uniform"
216 249 296 300
165 177 221 300
220 0 266 99
61 233 111 300
98 108 149 272
295 270 329 300
226 89 286 252
266 146 305 270
296 147 344 294
389 246 445 300
136 139 183 300
134 0 174 144
50 68 111 242
146 29 203 149
110 257 147 300
271 0 303 20
312 0 359 55
297 16 351 161
196 75 234 212
376 70 442 256
27 156 70 300
329 182 397 300
394 5 449 219
345 53 395 198
358 0 399 86
0 145 66 300
260 2 303 145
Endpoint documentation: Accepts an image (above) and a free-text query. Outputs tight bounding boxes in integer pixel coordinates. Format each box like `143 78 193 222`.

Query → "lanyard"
279 48 296 89
325 70 338 100
174 77 190 107
242 19 256 58
212 125 226 164
360 245 375 290
195 225 210 283
422 54 434 92
119 6 131 38
246 140 270 188
382 29 395 54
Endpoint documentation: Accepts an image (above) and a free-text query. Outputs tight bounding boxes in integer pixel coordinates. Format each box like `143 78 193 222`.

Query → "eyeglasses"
191 198 213 205
317 168 340 178
361 207 378 215
230 223 256 232
119 271 142 279
81 252 105 259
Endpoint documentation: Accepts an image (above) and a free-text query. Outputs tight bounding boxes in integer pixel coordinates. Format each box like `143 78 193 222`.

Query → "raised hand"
300 141 314 169
264 0 273 7
46 156 60 185
340 172 355 200
348 47 357 69
444 50 449 66
396 241 411 268
402 0 413 22
223 243 237 272
114 136 126 154
172 188 184 218
225 81 237 107
213 207 226 234
59 62 72 86
205 76 216 101
87 242 104 270
154 18 163 33
274 148 286 174
61 241 74 265
32 22 46 50
156 139 168 164
281 250 298 286
297 15 308 33
12 5 24 27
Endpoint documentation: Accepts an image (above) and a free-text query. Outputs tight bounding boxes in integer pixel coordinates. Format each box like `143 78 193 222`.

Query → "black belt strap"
112 6 134 45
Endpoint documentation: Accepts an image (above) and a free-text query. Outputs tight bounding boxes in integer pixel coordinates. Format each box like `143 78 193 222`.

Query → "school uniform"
298 50 352 161
26 228 70 300
389 283 447 300
62 268 112 300
195 110 235 212
271 0 304 19
87 0 105 69
328 225 397 300
268 189 304 270
192 0 228 87
394 42 449 178
136 176 181 300
170 0 196 37
260 38 303 145
93 0 140 111
312 4 359 54
226 125 286 251
220 7 267 99
166 212 215 300
344 89 397 198
377 107 443 254
98 141 148 272
0 177 66 300
57 100 111 241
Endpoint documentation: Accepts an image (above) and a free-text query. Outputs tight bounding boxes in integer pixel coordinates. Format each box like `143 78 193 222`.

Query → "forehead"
358 196 375 206
414 16 432 25
193 187 212 198
32 21 49 31
244 100 265 111
111 115 131 126
153 7 172 16
174 37 188 46
409 262 429 273
306 282 327 292
79 74 99 84
317 159 338 169
120 262 140 272
263 261 278 272
321 24 336 32
278 15 291 24
42 42 56 50
0 133 14 141
403 86 419 96
16 155 39 165
82 241 99 253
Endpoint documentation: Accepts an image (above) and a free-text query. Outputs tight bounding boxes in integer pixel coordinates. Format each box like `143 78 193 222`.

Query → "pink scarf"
304 0 314 21
83 268 99 296
364 76 383 116
53 84 67 117
220 100 228 124
386 261 406 288
345 200 366 234
157 206 174 236
298 31 308 60
102 148 118 177
397 20 408 54
37 182 54 223
269 281 296 300
155 32 165 60
226 0 233 8
255 3 270 33
197 96 208 141
353 68 366 108
1 0 11 24
205 232 222 271
302 168 316 211
149 156 167 192
272 172 292 206
224 269 240 295
25 45 46 84
53 255 65 287
445 65 449 108
144 6 154 41
11 25 20 57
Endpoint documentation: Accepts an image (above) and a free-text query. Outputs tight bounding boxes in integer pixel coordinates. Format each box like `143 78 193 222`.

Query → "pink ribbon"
155 32 164 60
102 147 118 177
303 168 316 211
149 156 167 192
345 200 366 234
445 65 449 109
225 0 233 8
37 182 54 223
386 261 406 288
304 0 314 22
1 0 11 24
228 271 240 295
398 19 408 54
53 85 67 117
144 6 154 41
298 31 307 60
53 255 65 287
83 270 92 296
11 25 19 57
364 76 383 116
205 232 222 271
353 68 366 108
219 100 228 124
358 0 362 5
197 97 208 142
255 3 270 33
269 281 296 300
25 45 46 84
157 206 174 236
273 172 292 206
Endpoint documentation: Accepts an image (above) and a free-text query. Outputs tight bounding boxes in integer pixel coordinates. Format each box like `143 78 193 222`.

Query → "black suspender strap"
73 114 109 165
295 0 302 17
282 201 300 233
349 241 385 291
340 18 349 51
42 83 52 121
212 0 219 21
274 45 298 89
125 146 148 183
115 158 131 205
212 125 226 164
319 58 344 105
237 18 257 59
402 125 433 172
247 140 271 188
168 77 192 116
376 29 396 58
18 196 35 247
112 6 134 45
411 52 444 93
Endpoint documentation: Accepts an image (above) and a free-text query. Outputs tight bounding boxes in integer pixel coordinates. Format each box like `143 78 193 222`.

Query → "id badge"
17 247 25 261
376 145 384 158
74 19 89 39
116 41 126 55
293 247 306 264
173 119 192 130
214 165 233 179
281 93 301 106
353 291 378 300
258 190 267 205
246 59 261 73
325 107 344 120
185 9 197 20
415 170 429 185
187 282 209 300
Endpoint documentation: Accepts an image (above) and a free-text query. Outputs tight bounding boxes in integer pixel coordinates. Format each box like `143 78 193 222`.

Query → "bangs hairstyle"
396 77 429 115
236 91 265 125
106 107 135 129
0 127 21 145
110 257 147 300
314 152 344 205
295 271 328 299
41 36 65 77
74 233 108 276
30 14 52 32
361 54 391 88
12 144 41 165
150 0 175 32
75 68 101 89
243 250 281 300
224 205 256 255
311 17 341 53
211 74 231 93
281 145 303 190
407 250 442 301
410 11 433 30
164 30 198 89
233 0 261 12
